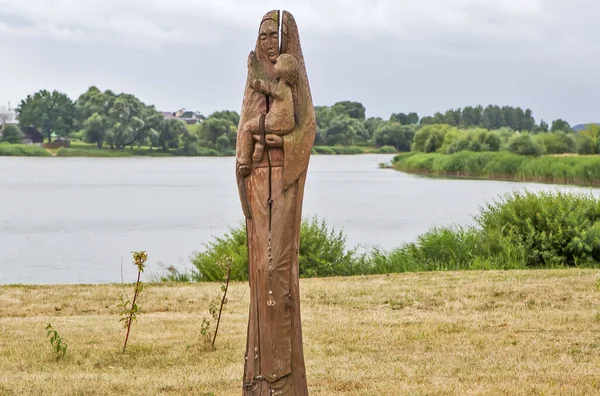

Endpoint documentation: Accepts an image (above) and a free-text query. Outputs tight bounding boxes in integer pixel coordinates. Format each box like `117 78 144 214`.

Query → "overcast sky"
1 0 598 124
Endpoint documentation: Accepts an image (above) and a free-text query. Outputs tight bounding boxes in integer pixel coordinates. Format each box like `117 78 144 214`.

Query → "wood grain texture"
236 9 314 396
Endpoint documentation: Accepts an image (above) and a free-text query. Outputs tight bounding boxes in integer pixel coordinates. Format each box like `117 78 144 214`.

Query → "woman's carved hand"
265 134 283 147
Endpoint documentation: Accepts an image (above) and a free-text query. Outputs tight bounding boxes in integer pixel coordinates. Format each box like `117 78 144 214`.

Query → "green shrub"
184 217 363 282
412 124 456 152
378 145 398 154
576 134 597 155
0 143 51 157
312 146 336 155
475 190 600 267
160 191 600 281
372 191 600 272
298 217 366 277
508 133 543 156
0 125 23 143
534 132 576 154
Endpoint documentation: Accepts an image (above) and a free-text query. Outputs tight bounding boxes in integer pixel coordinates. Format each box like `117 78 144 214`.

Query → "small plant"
118 250 148 353
200 255 233 347
212 255 233 347
45 323 67 360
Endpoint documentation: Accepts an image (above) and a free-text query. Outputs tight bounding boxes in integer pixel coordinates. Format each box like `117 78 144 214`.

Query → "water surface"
0 155 597 284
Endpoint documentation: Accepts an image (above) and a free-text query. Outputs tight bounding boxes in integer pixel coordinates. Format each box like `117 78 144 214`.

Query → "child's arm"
251 79 284 100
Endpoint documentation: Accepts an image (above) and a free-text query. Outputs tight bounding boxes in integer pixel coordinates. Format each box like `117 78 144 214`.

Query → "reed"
393 151 600 186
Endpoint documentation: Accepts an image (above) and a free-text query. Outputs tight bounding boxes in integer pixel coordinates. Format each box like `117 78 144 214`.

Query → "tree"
576 134 596 155
508 133 543 156
534 131 575 154
482 105 505 130
461 106 482 127
17 90 75 143
159 118 187 151
178 124 202 155
1 124 23 143
576 124 600 154
75 86 115 130
83 113 106 148
412 124 455 152
330 101 366 120
315 106 334 130
515 107 526 131
373 123 415 151
538 119 549 133
551 119 572 133
390 112 419 125
207 110 239 126
419 116 435 125
390 113 408 125
443 108 461 126
101 95 163 149
407 112 419 125
324 114 366 146
364 117 384 142
523 109 536 131
502 106 518 130
200 117 236 151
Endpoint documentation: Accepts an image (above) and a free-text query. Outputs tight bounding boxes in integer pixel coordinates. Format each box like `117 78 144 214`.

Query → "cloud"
0 0 582 51
1 0 600 124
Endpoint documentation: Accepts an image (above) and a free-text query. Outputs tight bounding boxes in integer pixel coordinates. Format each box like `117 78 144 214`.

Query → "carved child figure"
237 53 299 177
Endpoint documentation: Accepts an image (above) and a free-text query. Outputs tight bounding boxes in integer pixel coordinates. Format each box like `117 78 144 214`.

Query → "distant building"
0 105 18 126
162 108 205 125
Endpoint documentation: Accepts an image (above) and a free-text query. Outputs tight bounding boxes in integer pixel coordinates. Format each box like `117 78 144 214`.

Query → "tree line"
409 123 600 156
2 87 587 155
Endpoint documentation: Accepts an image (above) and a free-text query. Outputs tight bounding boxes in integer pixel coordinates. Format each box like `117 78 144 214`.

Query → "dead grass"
1 269 600 395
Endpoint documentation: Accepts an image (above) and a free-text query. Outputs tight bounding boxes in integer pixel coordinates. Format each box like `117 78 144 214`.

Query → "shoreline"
394 167 600 188
392 151 600 188
0 144 397 158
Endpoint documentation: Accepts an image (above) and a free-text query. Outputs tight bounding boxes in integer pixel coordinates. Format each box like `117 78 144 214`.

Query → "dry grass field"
1 269 600 395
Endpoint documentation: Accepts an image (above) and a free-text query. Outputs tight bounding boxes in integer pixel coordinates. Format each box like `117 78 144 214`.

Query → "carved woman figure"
235 10 316 396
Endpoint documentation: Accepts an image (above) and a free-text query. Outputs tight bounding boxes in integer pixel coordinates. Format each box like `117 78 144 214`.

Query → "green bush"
534 131 576 154
0 143 51 157
370 191 600 272
186 217 364 282
1 125 23 144
507 133 543 156
377 145 398 154
159 191 600 281
312 146 336 155
413 124 456 153
476 190 600 267
189 224 249 282
576 134 597 155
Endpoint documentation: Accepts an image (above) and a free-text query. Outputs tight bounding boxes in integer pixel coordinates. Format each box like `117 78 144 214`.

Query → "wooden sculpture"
235 9 316 396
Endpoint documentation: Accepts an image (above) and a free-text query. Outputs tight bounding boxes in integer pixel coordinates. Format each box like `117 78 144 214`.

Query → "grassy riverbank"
54 143 224 158
165 191 600 284
0 141 395 158
0 143 51 157
392 151 600 187
2 269 600 395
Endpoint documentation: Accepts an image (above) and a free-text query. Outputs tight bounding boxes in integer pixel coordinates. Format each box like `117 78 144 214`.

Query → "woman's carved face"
259 19 279 64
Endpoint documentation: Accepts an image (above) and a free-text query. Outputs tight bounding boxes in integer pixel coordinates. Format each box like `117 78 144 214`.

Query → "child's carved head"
274 54 299 85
